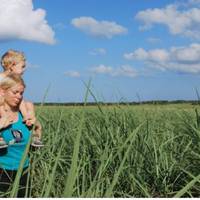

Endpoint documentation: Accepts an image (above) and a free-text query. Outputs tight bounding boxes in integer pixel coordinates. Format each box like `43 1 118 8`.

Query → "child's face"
10 60 26 75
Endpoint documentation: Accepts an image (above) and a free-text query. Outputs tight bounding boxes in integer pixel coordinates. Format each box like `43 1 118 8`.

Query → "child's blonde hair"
1 50 26 70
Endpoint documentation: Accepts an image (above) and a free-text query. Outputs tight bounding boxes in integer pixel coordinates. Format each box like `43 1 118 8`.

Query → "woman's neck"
0 104 19 123
3 104 19 113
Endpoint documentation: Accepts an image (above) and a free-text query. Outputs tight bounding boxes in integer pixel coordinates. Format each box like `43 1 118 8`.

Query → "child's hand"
23 115 36 127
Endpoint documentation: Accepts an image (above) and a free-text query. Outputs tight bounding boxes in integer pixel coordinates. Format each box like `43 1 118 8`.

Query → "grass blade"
62 114 84 197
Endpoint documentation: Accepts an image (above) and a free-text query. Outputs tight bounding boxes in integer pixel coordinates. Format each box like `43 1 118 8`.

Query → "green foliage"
6 104 200 197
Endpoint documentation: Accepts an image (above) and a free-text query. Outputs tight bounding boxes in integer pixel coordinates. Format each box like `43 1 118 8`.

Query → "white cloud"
89 48 106 56
124 48 149 60
90 64 138 78
135 3 200 40
71 16 128 38
90 64 113 74
124 43 200 74
64 71 80 78
171 43 200 64
112 65 138 78
0 0 55 44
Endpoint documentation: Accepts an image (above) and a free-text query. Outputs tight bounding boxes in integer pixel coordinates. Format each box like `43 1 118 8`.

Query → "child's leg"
31 121 44 148
19 100 28 118
19 100 36 126
33 121 42 139
24 101 35 118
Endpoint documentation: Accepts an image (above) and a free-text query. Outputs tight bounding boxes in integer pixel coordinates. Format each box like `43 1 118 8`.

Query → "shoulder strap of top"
18 111 23 122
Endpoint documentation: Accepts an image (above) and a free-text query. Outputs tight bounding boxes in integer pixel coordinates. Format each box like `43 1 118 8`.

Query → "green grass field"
2 103 200 197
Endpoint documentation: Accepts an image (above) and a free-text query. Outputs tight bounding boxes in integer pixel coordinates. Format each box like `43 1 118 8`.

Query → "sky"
1 0 200 102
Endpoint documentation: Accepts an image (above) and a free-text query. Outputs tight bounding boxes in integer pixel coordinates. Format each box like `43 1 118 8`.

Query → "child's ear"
8 66 14 72
8 63 15 72
0 88 5 96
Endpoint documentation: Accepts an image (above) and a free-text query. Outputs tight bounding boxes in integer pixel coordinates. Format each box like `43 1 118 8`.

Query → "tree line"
34 100 200 106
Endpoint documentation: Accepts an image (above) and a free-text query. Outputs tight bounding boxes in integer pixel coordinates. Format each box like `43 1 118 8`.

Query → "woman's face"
4 84 25 108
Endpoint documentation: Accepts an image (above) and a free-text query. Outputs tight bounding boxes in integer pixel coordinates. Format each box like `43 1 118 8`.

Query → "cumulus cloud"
89 48 106 56
90 64 138 77
112 65 138 77
64 70 80 78
135 3 200 40
90 64 113 74
124 43 200 74
71 16 128 38
0 0 55 44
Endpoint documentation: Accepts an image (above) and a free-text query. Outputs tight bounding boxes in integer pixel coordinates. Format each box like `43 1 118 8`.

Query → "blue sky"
1 0 200 102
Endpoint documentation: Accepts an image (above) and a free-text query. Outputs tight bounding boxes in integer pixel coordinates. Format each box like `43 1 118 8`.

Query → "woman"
0 74 31 197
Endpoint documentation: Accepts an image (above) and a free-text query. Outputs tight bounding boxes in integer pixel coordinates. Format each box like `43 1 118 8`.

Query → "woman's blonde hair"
1 50 26 70
0 74 25 105
0 73 25 90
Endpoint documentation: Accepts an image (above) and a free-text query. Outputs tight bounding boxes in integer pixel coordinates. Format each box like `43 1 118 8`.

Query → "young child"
0 50 43 148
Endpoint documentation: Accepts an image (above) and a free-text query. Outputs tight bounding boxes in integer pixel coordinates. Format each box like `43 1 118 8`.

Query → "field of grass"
2 103 200 197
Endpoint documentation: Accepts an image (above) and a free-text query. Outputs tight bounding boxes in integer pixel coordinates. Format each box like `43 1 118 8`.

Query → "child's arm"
19 100 36 126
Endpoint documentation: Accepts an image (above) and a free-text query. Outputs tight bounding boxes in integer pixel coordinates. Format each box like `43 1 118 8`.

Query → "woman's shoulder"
0 105 4 116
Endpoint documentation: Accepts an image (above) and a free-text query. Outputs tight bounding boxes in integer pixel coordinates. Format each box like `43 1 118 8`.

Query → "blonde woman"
0 74 32 197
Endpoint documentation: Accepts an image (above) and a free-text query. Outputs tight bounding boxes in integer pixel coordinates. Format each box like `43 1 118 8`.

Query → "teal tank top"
0 112 31 170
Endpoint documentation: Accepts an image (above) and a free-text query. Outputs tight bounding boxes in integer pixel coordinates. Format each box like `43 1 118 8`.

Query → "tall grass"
4 103 200 197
